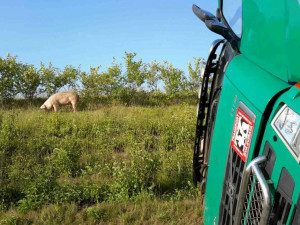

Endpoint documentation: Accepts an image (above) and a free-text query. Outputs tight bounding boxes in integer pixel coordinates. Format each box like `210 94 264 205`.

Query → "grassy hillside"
0 106 203 224
0 92 198 110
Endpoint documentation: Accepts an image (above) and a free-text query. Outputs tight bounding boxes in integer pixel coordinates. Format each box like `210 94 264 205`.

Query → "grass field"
0 105 203 224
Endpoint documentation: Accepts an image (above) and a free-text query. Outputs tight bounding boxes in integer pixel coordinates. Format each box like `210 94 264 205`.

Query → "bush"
0 106 199 222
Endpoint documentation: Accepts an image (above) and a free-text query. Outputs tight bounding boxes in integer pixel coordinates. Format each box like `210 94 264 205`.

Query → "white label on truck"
230 108 254 162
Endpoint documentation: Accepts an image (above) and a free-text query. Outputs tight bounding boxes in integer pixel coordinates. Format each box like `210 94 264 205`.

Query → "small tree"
60 65 81 91
124 52 146 90
187 57 205 91
40 62 62 97
17 64 40 99
80 66 102 98
0 54 23 99
99 58 122 95
145 61 160 92
159 61 186 95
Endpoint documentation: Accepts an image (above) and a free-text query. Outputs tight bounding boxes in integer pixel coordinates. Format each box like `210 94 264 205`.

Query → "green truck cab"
192 0 300 224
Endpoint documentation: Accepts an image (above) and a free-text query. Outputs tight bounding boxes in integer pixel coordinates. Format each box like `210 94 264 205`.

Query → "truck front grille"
240 174 265 224
234 156 271 225
218 149 245 225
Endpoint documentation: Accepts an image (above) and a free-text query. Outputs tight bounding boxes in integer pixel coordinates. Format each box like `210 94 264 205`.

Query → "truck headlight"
272 104 300 161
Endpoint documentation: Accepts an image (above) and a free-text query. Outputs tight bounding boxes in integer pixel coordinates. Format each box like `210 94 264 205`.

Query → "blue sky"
0 0 219 74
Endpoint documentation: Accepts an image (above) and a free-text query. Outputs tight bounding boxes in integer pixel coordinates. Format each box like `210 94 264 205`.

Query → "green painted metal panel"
204 54 290 224
207 0 300 224
258 86 300 224
225 54 290 113
218 0 300 82
204 75 238 225
240 0 300 82
204 75 264 224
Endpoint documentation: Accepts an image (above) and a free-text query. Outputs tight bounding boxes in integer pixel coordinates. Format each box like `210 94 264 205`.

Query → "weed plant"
0 105 203 224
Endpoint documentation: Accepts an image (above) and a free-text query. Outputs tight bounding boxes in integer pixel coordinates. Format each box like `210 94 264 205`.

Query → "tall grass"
0 105 203 224
0 91 198 110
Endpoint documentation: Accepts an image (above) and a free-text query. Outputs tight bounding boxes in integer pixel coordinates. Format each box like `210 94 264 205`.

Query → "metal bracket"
234 156 271 225
193 39 225 184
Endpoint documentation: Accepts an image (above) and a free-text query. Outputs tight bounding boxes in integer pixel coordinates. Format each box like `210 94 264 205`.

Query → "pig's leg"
72 102 77 112
53 104 59 112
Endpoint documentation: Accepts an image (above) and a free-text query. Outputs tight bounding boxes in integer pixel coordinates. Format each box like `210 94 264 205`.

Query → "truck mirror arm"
192 4 215 22
192 4 239 51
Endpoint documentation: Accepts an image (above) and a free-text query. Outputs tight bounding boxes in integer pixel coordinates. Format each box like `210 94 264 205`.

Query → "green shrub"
0 105 199 222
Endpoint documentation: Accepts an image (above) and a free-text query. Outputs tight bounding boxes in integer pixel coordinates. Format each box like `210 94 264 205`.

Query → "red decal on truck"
230 108 254 162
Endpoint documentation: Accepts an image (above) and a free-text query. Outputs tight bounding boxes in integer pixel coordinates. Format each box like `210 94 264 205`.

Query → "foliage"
79 66 102 99
99 58 123 96
60 65 81 91
124 52 146 89
0 52 206 102
0 200 203 224
159 61 187 95
0 106 200 223
39 62 62 97
16 64 40 99
0 54 24 99
145 60 160 92
0 92 198 110
187 57 205 91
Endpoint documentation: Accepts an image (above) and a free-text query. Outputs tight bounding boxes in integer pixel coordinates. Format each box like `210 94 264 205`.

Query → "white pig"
40 91 79 112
